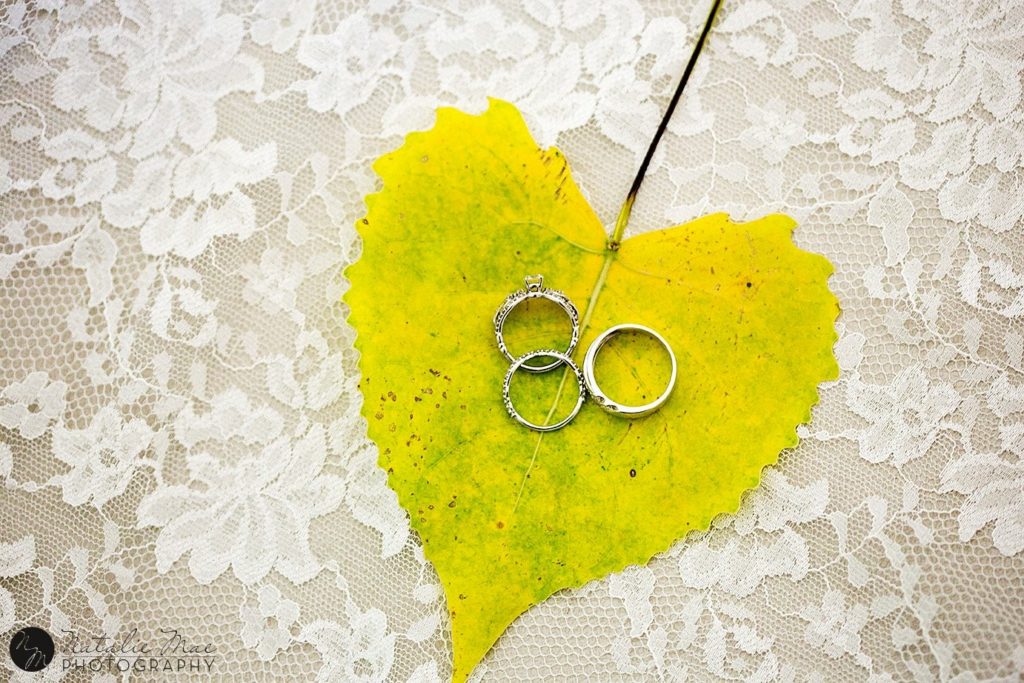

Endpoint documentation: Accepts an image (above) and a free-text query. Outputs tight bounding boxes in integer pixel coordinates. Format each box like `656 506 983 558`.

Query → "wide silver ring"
582 324 677 418
503 349 586 432
494 274 579 373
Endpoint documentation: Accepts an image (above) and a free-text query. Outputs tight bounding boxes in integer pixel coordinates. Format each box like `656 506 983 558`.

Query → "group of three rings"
494 275 677 432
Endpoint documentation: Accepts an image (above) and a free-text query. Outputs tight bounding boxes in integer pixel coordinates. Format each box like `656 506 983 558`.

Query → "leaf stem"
608 0 723 250
513 2 722 514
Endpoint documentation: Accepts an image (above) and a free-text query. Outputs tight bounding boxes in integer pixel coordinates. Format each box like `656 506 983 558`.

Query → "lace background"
1 0 1023 680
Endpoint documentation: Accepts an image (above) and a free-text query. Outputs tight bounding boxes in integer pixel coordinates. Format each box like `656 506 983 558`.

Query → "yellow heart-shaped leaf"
345 98 838 681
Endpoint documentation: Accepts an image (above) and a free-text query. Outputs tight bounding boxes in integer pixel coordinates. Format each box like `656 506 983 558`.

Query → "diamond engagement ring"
494 274 580 373
502 349 587 432
582 324 677 418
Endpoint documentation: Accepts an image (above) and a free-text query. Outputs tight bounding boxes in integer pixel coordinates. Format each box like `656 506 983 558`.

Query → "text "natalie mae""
61 627 217 674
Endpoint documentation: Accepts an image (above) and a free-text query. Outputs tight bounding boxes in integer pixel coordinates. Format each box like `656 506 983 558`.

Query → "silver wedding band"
582 324 677 418
502 349 586 432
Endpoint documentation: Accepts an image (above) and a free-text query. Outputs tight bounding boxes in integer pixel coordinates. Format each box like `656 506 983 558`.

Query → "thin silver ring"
582 324 677 418
494 274 579 373
503 349 586 432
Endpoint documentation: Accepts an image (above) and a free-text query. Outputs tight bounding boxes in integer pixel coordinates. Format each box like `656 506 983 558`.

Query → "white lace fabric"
1 0 1023 680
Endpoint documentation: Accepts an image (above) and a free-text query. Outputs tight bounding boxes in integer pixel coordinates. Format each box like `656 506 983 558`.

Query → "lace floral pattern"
1 0 1022 680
